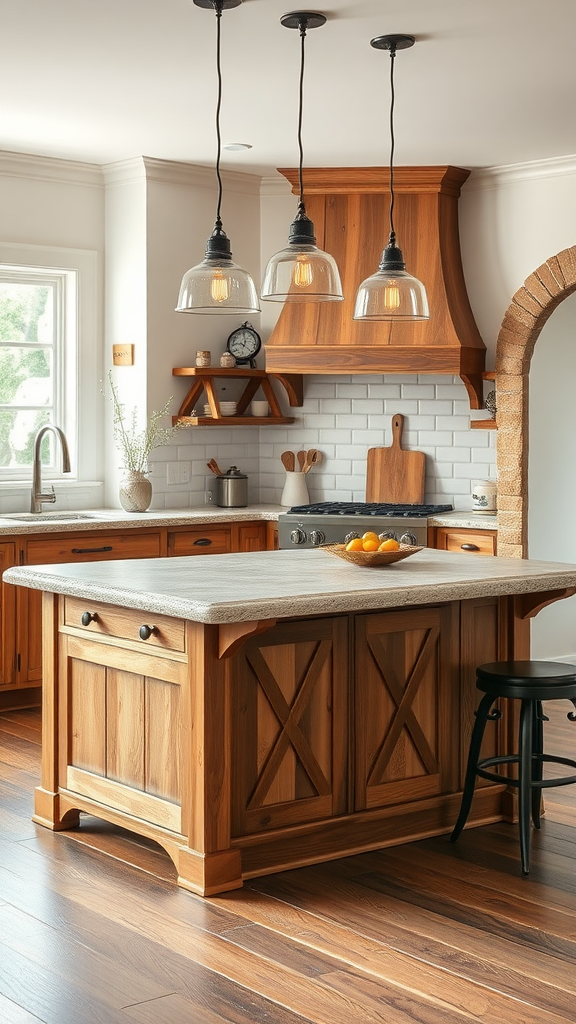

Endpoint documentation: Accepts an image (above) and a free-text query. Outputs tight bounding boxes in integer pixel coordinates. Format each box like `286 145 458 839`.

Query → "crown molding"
260 174 293 197
103 156 262 195
466 153 576 191
0 149 103 187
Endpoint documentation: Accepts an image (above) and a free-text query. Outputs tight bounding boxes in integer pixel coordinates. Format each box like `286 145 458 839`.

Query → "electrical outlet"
166 462 191 485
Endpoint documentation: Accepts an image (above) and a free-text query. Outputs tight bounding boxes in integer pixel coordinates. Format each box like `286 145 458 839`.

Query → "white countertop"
0 504 281 535
427 512 498 529
5 548 575 624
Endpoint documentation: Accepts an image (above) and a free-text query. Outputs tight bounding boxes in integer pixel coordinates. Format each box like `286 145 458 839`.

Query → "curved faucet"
30 424 71 513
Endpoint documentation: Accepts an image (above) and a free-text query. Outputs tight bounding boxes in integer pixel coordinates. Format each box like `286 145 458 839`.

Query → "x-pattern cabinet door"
231 616 348 836
354 604 460 811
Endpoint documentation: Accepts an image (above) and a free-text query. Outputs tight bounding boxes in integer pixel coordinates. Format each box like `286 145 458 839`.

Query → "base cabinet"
431 526 497 556
34 592 527 894
0 518 274 708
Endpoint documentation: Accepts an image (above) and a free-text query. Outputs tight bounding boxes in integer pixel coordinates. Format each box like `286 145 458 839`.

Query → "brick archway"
495 246 576 557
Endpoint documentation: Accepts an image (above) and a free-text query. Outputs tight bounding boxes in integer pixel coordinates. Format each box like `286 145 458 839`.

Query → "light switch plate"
113 344 134 366
167 462 191 485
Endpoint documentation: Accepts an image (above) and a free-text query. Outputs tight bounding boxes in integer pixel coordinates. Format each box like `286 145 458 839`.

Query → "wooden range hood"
264 166 487 408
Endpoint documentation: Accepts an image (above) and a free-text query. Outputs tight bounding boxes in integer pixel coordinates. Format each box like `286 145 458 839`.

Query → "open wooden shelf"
172 367 303 426
470 370 496 429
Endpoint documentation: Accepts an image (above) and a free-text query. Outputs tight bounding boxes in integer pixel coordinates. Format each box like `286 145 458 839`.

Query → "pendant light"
354 34 429 322
261 11 343 303
176 0 260 315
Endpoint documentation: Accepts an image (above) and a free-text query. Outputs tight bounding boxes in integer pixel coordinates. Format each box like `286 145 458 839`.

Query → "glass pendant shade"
354 241 429 321
176 226 260 315
262 212 343 302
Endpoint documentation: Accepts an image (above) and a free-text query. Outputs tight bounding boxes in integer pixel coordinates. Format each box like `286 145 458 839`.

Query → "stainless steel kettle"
215 466 248 508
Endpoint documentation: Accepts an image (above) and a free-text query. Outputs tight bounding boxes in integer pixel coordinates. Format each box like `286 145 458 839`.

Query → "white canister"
472 479 497 513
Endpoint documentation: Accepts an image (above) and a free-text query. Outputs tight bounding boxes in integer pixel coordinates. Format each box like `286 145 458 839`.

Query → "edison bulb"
293 254 314 288
210 269 229 303
383 284 401 311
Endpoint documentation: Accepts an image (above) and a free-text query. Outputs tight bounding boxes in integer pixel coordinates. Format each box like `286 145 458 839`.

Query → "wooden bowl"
321 542 423 567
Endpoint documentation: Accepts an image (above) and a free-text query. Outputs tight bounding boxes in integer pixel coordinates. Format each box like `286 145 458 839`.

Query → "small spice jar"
220 352 236 368
196 350 211 367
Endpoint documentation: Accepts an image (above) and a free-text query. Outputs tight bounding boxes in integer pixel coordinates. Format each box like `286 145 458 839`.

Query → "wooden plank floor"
2 702 576 1024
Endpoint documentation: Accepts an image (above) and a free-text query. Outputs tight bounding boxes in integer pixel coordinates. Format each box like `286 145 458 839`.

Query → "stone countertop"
5 548 576 625
0 504 282 535
427 512 498 530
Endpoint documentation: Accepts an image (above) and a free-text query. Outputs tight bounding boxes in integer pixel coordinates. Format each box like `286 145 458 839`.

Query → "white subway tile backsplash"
418 400 454 416
403 384 436 399
382 400 419 415
147 374 497 512
368 384 402 399
336 384 369 398
436 447 472 462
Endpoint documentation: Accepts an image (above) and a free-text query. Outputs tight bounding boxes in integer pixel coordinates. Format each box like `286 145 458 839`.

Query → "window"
0 265 77 475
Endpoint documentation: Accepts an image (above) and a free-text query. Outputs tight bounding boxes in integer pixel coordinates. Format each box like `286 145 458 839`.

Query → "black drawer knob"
193 538 212 546
139 624 157 640
81 611 98 626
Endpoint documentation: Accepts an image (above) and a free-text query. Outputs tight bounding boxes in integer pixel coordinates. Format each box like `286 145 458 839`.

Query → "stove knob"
400 532 418 546
378 530 398 542
290 528 307 545
309 529 326 547
344 531 361 544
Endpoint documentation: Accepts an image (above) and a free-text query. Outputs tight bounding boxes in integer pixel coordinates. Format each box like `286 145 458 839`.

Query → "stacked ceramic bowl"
219 401 237 416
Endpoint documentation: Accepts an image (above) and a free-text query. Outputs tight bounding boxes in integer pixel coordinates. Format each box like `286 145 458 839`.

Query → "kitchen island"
5 548 576 895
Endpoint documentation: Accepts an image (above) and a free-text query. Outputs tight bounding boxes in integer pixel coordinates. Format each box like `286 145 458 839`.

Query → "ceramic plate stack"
219 402 237 416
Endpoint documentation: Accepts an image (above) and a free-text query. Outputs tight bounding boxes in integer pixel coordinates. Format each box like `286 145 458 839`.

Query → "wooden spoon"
303 449 321 473
281 451 295 472
296 450 306 472
207 459 223 476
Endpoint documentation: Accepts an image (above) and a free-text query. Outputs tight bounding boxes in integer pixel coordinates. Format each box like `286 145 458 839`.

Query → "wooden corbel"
218 619 276 659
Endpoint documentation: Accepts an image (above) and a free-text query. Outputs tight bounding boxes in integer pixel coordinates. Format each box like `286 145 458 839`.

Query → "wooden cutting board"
366 413 426 504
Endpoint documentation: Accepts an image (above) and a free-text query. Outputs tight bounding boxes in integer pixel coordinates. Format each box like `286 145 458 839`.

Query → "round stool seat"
477 661 576 701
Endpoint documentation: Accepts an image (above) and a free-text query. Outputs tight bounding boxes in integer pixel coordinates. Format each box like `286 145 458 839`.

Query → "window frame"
0 242 101 489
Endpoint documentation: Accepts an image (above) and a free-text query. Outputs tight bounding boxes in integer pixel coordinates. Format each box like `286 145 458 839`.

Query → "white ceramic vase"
119 470 152 512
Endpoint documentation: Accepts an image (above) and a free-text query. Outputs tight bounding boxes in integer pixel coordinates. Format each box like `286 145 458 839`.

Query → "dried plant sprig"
107 371 182 473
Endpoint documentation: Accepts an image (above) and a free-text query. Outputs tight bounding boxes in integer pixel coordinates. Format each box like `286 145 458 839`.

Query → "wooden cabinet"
1 517 274 707
231 617 348 837
431 526 497 556
167 525 232 557
355 604 460 812
35 591 525 894
0 542 17 689
18 529 163 692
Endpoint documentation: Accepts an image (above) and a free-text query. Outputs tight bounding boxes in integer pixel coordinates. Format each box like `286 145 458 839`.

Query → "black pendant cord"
296 17 307 215
214 0 224 229
387 43 397 246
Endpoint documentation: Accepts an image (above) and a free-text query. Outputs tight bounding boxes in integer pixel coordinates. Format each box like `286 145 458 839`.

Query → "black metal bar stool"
451 661 576 874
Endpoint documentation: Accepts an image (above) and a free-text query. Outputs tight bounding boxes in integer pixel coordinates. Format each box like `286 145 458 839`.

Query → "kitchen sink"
2 512 97 522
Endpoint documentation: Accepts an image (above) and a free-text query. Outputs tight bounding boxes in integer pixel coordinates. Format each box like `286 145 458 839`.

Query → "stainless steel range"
278 501 453 549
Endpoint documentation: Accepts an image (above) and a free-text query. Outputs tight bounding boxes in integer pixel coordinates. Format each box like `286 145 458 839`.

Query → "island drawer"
63 597 186 652
431 527 497 556
167 526 232 556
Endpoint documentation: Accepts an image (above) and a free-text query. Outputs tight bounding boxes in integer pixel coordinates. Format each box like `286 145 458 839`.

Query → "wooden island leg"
176 621 242 895
33 593 80 831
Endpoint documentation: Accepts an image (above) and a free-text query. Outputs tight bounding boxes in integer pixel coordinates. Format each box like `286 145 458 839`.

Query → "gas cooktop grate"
285 501 453 518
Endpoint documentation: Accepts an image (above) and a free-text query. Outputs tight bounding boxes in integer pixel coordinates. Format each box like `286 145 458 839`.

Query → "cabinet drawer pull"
71 545 113 554
139 624 157 641
81 611 98 626
461 543 480 551
193 538 212 546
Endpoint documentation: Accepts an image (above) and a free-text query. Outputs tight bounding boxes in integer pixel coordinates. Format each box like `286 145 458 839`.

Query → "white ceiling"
2 0 575 176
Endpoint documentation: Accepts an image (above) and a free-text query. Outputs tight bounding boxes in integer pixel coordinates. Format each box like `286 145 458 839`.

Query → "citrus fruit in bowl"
322 542 423 567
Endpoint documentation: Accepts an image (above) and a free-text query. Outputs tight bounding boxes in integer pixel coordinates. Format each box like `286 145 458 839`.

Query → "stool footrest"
476 752 576 790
